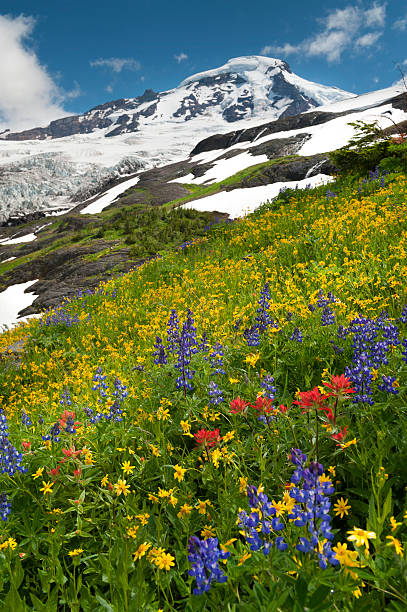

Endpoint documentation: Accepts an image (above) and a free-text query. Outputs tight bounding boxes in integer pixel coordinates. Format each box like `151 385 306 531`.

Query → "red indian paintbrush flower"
194 429 222 448
324 374 355 401
293 387 329 413
59 410 81 431
251 396 274 414
331 425 347 443
230 397 250 415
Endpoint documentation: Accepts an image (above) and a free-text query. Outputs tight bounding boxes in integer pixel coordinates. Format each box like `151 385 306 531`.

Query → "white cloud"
261 2 386 63
90 57 141 73
174 52 188 63
261 43 300 56
66 80 82 100
0 14 70 132
373 76 379 83
355 31 382 48
393 16 407 31
105 84 113 93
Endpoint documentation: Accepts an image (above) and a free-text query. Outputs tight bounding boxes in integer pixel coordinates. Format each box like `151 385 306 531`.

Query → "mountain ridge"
1 56 354 141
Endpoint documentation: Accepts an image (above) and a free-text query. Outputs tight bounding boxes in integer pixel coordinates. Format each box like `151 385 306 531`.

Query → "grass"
0 162 406 610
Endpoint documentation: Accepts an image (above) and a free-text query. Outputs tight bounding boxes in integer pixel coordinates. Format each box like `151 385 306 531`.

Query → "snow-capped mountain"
0 56 354 221
3 56 353 141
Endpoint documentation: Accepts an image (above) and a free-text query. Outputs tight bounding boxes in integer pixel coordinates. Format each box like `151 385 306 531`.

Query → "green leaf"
308 584 331 610
382 487 392 522
295 575 308 607
95 595 115 611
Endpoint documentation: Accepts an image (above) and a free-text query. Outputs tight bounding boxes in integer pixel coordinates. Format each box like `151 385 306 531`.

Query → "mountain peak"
179 55 291 87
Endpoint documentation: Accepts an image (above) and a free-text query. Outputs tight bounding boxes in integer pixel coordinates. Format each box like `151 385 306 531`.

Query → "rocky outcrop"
190 111 341 155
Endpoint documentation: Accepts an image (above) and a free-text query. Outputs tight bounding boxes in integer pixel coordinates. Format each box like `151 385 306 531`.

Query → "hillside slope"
0 158 406 609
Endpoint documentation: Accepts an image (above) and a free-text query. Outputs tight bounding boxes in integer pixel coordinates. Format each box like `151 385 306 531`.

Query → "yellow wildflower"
84 452 94 465
386 536 404 556
40 481 54 495
133 542 151 561
390 516 402 532
180 420 194 437
196 499 212 514
32 467 44 480
127 526 140 539
238 552 252 566
211 448 222 468
101 474 109 487
347 527 376 548
239 476 248 494
68 548 83 557
333 498 351 519
150 444 160 457
121 461 135 475
201 525 216 539
332 542 359 567
135 513 150 525
114 479 130 497
177 503 193 519
223 430 235 443
7 538 17 550
245 353 259 368
155 552 175 571
173 464 186 482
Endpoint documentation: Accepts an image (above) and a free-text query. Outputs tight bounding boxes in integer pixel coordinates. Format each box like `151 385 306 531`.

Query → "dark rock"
0 211 46 227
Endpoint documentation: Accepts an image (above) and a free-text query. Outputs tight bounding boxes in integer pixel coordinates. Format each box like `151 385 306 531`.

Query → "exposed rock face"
190 111 341 155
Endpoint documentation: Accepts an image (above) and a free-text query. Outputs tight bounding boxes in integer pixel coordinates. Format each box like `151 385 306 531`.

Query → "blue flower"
0 493 11 522
187 536 229 594
0 410 27 476
209 381 223 405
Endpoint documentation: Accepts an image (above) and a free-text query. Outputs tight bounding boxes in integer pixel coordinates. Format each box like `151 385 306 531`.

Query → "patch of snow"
181 173 332 218
306 83 405 114
0 232 37 245
0 257 16 263
80 176 140 215
0 280 38 330
171 152 269 185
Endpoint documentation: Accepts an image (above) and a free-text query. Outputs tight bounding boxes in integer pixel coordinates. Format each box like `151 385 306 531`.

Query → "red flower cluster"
229 397 250 415
251 396 274 415
331 425 347 443
194 429 222 447
293 387 328 413
47 446 86 480
324 374 355 401
59 410 81 431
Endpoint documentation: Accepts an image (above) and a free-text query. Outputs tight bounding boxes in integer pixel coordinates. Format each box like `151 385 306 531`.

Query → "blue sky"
0 0 406 131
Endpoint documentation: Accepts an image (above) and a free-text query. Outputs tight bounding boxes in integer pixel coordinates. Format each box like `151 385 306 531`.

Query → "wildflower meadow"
0 155 406 610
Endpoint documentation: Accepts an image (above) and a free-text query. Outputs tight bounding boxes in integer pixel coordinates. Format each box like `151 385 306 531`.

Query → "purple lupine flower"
378 375 399 394
287 450 339 569
0 410 27 476
187 536 229 594
321 307 335 326
21 410 32 427
255 282 272 332
289 327 303 342
260 374 276 400
0 493 11 521
92 367 109 403
153 337 168 366
166 309 180 354
209 381 223 405
208 342 225 376
243 325 260 347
